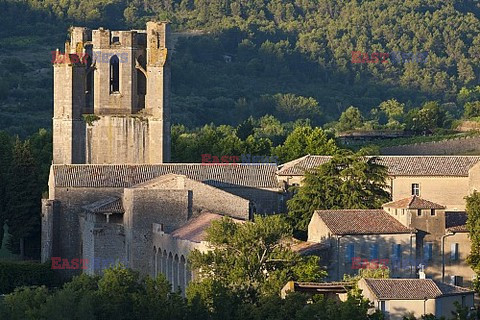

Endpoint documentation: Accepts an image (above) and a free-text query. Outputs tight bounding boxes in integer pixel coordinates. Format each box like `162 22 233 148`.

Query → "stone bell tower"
52 22 171 164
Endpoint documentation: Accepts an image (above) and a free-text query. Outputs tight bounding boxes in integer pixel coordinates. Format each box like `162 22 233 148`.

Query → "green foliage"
379 99 405 130
466 191 480 294
0 261 55 294
0 265 385 319
0 131 13 248
0 265 187 320
287 150 390 235
82 114 101 126
336 107 364 133
464 101 480 119
0 130 52 257
2 0 480 136
405 101 452 133
5 139 41 256
171 122 273 163
188 215 327 302
274 125 338 163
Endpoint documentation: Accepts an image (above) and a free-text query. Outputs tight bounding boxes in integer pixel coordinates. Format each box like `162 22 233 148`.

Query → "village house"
306 195 475 287
358 278 474 320
307 208 415 280
277 155 480 211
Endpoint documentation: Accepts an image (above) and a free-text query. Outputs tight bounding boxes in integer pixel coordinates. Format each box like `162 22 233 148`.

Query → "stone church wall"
47 187 124 272
225 187 285 214
85 115 165 164
123 189 191 275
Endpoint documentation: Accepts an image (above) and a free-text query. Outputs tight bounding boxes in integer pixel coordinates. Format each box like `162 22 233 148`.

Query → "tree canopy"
287 150 391 237
188 215 326 303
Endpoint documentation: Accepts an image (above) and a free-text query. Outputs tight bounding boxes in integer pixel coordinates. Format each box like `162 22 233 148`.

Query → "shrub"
0 261 55 294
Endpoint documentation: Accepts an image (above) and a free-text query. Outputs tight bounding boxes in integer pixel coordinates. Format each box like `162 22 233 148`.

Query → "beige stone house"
358 278 474 320
278 155 480 210
307 209 416 280
307 195 476 286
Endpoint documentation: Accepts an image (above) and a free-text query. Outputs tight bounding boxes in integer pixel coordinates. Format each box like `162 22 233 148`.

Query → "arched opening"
110 55 119 93
137 55 146 95
186 260 193 283
167 252 173 286
173 254 179 291
162 250 167 275
85 55 94 112
153 246 158 277
179 256 186 294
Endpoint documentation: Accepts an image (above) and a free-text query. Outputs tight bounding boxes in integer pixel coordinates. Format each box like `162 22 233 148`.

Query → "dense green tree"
188 215 326 302
274 125 338 163
466 191 480 293
287 150 390 236
5 139 41 257
378 99 405 130
336 107 364 133
463 101 480 119
405 101 450 133
0 131 13 248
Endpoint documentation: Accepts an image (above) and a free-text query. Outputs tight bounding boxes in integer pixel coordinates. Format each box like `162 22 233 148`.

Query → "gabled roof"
277 155 480 177
383 196 445 209
314 209 413 235
82 197 124 213
361 278 474 300
446 211 468 233
51 164 279 189
170 212 245 243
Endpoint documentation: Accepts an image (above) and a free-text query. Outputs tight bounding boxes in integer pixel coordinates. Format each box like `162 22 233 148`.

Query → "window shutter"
371 244 378 259
451 243 459 260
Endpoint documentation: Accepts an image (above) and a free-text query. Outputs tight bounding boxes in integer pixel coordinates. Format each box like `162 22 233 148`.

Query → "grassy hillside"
0 0 479 136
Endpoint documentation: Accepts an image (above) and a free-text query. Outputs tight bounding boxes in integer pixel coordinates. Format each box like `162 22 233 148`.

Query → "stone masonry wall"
86 115 161 164
225 187 284 214
51 187 124 275
123 188 191 275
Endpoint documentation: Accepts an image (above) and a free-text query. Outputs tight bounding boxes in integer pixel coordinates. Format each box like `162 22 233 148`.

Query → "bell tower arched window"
110 55 119 93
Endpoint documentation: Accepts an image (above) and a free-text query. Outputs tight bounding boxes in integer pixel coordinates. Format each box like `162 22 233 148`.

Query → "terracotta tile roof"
362 278 474 300
289 240 327 255
171 212 245 242
52 164 279 189
82 197 124 213
383 196 445 209
277 155 480 177
315 209 413 235
446 211 468 233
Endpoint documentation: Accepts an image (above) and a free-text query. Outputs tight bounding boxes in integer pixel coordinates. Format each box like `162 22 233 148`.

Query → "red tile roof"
315 209 413 235
383 196 445 209
171 212 245 242
362 278 474 300
277 155 480 177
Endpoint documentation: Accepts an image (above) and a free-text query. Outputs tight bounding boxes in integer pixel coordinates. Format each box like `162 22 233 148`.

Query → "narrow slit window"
110 55 119 93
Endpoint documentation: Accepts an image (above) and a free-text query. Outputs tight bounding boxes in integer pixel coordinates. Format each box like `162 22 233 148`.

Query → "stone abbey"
42 22 284 286
52 21 171 164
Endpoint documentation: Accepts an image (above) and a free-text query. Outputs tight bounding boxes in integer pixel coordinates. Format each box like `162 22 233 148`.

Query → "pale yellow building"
308 209 416 280
358 278 474 320
278 155 480 211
